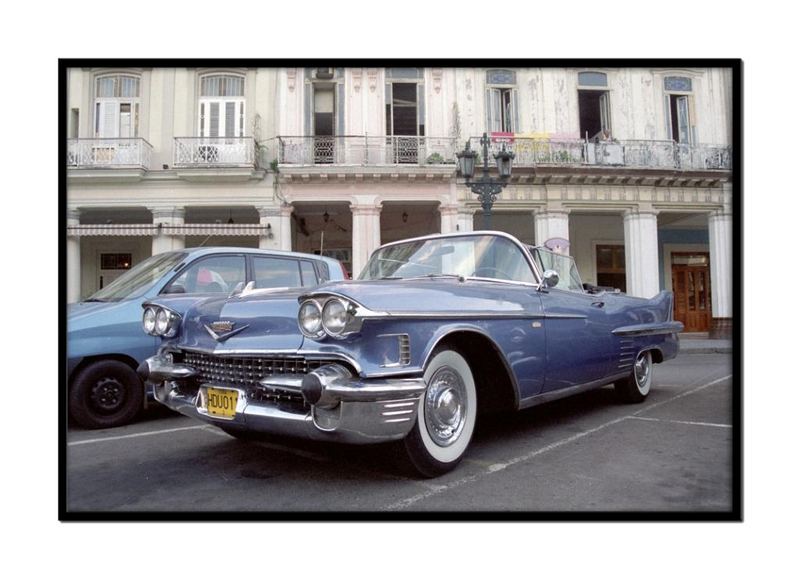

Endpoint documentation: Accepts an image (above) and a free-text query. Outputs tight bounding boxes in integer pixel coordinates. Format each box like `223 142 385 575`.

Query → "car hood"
67 300 138 331
173 289 307 353
303 278 531 315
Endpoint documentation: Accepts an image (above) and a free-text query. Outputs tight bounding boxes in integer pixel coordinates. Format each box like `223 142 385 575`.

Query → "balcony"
66 138 153 183
469 137 732 172
173 137 262 182
273 136 459 166
67 138 153 169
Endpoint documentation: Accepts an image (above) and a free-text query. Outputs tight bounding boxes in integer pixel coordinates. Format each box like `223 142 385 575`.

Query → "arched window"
94 74 141 138
198 74 245 138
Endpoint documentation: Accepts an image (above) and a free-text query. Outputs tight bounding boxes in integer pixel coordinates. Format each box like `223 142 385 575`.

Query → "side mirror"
539 269 559 291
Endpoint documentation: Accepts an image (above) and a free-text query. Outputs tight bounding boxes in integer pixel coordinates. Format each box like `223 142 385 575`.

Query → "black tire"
69 360 144 429
400 348 477 478
614 350 653 404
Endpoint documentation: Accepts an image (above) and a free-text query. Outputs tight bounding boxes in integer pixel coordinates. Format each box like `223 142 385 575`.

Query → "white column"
67 209 81 303
257 206 282 250
708 210 733 320
351 204 382 277
534 210 570 252
150 207 185 255
279 204 294 251
439 204 459 234
623 210 660 298
456 207 475 233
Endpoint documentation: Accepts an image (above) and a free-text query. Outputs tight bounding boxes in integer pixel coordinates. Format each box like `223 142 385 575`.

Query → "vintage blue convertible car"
140 231 682 477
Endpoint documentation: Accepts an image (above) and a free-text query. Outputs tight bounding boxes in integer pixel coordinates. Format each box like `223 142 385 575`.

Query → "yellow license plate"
205 387 238 419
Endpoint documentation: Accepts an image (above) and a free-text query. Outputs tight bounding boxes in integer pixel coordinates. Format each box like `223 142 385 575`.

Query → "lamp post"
456 132 514 230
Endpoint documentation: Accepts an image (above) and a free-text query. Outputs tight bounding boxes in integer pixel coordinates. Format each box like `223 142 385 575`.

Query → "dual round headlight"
298 298 353 339
143 305 181 338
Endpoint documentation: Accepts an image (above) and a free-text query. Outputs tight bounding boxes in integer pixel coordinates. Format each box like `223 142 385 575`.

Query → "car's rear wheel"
400 348 477 478
614 350 653 403
69 360 144 429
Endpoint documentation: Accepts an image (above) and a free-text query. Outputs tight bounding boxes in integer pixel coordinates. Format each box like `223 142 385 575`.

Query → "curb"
679 346 732 355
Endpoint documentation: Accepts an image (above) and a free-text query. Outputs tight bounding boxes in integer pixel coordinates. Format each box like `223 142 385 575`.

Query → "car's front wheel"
401 348 477 478
69 360 144 429
614 350 653 403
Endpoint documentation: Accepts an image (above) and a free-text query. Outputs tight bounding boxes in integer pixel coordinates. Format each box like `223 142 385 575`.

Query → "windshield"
530 247 583 292
86 251 188 302
360 235 536 283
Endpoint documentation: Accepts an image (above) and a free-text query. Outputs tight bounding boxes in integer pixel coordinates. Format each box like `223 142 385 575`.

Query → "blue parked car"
67 247 346 429
139 232 682 477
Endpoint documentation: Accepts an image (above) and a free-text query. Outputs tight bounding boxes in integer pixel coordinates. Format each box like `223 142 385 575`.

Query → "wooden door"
671 254 711 332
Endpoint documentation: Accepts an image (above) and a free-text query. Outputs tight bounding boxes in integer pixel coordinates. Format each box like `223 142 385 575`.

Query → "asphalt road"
65 353 734 514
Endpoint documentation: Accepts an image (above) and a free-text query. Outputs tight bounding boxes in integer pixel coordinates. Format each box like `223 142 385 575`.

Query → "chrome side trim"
518 372 630 409
612 321 685 336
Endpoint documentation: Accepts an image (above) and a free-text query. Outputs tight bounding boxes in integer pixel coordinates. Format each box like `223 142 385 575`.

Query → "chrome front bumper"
141 354 426 444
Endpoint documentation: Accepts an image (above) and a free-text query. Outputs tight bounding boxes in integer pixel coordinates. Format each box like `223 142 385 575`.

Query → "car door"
540 287 614 393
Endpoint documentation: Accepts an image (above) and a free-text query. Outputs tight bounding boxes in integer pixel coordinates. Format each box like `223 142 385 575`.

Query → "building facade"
66 66 734 336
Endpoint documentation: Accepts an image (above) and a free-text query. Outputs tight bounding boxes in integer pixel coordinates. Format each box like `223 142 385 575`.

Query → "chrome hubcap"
424 367 467 447
634 353 651 390
90 377 125 413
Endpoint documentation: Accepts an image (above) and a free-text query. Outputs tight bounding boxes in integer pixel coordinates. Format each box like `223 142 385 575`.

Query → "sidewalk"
678 332 733 354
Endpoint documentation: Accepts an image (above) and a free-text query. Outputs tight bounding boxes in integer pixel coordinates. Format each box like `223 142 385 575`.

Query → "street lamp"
456 132 514 229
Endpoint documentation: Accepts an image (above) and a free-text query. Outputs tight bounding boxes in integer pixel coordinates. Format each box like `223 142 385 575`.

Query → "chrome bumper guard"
144 353 426 444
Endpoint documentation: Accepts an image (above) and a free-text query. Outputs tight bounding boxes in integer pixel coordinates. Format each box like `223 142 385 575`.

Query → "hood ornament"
204 320 249 342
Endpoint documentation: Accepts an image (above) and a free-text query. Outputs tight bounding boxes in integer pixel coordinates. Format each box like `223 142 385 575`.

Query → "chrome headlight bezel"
298 295 362 340
143 305 182 338
298 299 325 339
321 298 349 337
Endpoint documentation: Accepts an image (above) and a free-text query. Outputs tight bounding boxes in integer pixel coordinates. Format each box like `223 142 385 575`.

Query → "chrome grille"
181 351 337 389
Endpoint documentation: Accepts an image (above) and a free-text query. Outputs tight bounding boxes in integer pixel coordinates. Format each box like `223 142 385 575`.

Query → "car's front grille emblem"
204 320 249 342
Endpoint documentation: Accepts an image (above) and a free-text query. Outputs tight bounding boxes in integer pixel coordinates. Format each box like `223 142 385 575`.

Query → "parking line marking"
382 372 733 511
627 416 732 429
67 425 206 446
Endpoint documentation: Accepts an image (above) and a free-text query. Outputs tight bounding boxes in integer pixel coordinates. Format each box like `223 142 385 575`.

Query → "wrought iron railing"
469 137 732 171
67 138 153 169
272 136 459 166
173 137 258 168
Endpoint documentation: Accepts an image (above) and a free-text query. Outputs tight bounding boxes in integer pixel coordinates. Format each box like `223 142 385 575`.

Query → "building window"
385 70 425 163
100 253 132 270
94 74 140 138
578 72 611 141
486 70 518 133
595 244 625 291
663 77 695 144
198 74 245 138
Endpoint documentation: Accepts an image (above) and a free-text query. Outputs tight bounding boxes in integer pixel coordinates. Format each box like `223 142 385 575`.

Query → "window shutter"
599 92 611 132
512 88 520 133
199 102 206 137
225 101 236 138
96 101 119 138
385 82 393 135
337 83 345 136
304 85 312 137
487 88 501 133
664 95 672 140
209 102 220 138
417 83 425 136
238 100 245 137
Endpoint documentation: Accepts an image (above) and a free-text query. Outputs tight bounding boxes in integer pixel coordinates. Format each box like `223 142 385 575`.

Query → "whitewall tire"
402 349 477 477
614 350 653 403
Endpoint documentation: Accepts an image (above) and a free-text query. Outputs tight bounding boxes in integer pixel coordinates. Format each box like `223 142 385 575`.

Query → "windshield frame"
85 251 188 302
359 231 540 285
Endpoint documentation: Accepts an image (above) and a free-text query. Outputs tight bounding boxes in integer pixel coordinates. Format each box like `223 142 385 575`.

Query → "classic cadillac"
139 231 682 477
